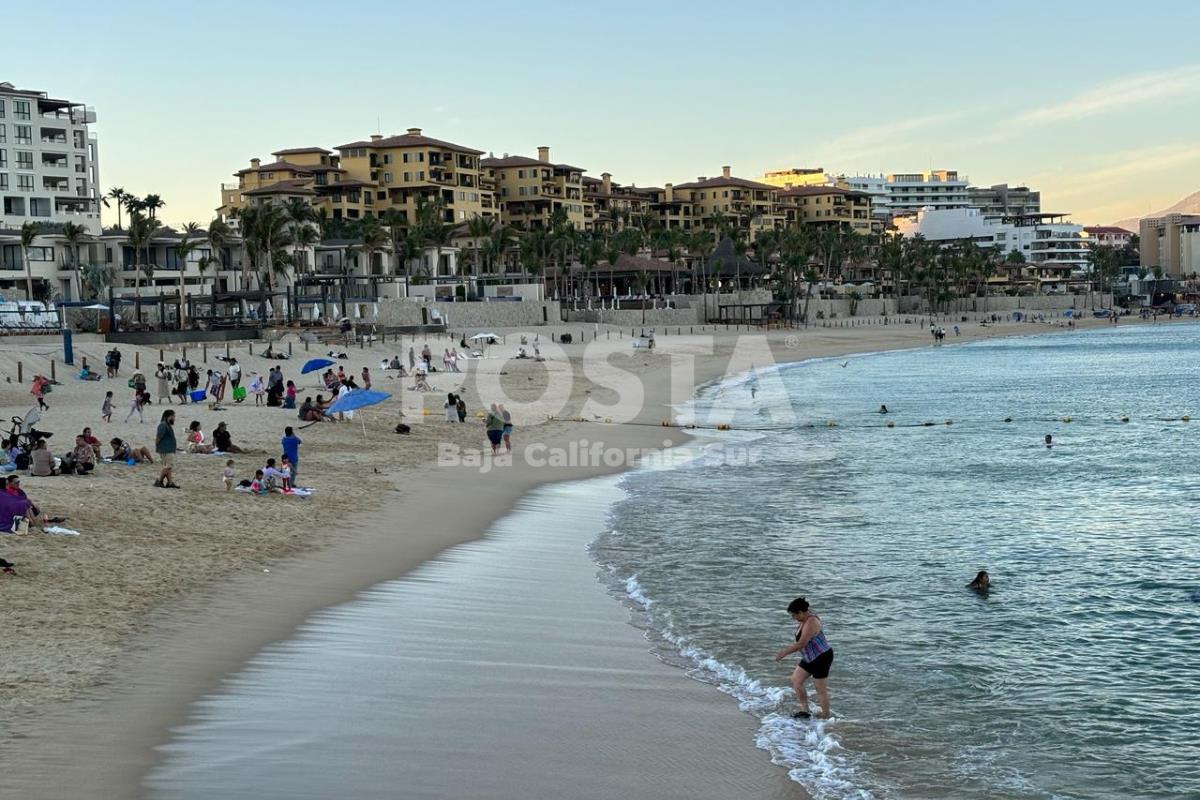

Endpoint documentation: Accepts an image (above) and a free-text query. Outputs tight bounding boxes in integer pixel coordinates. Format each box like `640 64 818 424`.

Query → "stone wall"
376 299 561 329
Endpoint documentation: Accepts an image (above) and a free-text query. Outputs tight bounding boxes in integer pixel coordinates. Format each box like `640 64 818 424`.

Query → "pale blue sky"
8 0 1200 228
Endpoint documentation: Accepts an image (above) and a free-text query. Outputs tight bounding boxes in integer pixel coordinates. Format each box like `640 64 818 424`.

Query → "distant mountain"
1114 190 1200 231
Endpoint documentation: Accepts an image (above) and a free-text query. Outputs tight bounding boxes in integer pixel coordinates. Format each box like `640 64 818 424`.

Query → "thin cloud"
1012 64 1200 127
1032 143 1200 201
805 110 970 167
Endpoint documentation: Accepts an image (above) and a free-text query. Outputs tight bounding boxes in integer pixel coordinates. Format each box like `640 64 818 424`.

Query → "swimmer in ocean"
879 404 888 414
968 570 990 593
1045 434 1053 448
774 597 833 719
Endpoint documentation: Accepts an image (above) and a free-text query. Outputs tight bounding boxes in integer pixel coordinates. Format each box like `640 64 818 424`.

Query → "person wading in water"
773 596 834 719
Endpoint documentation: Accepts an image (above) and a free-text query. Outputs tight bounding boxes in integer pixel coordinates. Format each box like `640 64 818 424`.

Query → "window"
376 191 386 200
418 171 424 180
28 246 54 260
15 125 30 145
383 154 391 165
0 99 4 117
402 152 410 163
383 172 392 184
14 100 30 120
16 150 31 170
4 196 24 215
501 187 508 197
18 174 33 191
519 186 527 196
0 124 5 142
457 191 465 201
0 150 5 168
529 186 538 196
0 174 6 190
74 130 86 149
417 153 424 162
403 172 411 182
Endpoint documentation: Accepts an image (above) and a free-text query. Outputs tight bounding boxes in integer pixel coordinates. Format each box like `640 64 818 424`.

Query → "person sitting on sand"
297 396 319 422
110 438 153 464
30 439 57 477
388 355 402 371
185 421 214 454
80 427 103 458
968 570 990 592
249 469 268 495
79 362 101 381
212 421 244 454
773 597 834 720
71 436 96 475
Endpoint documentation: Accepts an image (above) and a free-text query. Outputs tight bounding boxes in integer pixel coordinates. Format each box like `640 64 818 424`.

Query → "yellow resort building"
777 185 878 235
758 167 832 189
671 167 783 233
582 173 655 231
217 146 375 223
334 128 498 226
482 146 590 230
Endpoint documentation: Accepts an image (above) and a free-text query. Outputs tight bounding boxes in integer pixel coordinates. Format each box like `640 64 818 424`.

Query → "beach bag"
232 385 247 401
395 423 411 435
127 378 135 388
41 382 52 394
15 452 30 470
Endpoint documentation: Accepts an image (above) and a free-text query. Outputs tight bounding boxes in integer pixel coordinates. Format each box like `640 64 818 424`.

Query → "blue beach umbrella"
327 388 391 415
327 389 392 438
301 357 335 374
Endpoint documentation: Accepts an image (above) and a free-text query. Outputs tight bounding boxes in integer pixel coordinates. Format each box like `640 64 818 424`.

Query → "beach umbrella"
469 332 499 340
301 357 335 374
327 389 392 439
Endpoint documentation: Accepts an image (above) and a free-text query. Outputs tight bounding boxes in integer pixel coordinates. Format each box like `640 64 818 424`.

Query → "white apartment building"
844 170 970 219
0 81 101 234
895 207 1092 289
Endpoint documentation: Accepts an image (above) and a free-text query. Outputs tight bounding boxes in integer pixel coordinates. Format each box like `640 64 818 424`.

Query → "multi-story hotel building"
1083 225 1133 248
218 147 364 223
335 128 497 226
1139 214 1200 278
671 167 783 234
582 173 654 230
967 183 1041 217
482 147 589 230
0 81 101 234
777 186 876 235
845 170 970 215
758 168 832 189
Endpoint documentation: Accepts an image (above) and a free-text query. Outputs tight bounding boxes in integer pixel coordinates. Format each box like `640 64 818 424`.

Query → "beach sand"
0 312 1161 798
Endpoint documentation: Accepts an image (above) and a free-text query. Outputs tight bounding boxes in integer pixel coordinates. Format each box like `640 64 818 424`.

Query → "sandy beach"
0 312 1166 798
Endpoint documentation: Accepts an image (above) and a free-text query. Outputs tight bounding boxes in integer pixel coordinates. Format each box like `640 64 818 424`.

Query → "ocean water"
593 323 1200 800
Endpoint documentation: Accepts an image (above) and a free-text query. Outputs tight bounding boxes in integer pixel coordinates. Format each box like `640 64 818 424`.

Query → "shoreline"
0 314 1184 799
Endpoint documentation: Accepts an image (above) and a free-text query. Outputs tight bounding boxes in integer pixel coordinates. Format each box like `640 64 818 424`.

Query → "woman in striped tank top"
773 596 833 719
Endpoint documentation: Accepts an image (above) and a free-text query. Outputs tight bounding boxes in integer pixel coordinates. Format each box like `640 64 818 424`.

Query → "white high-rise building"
845 169 970 216
0 81 101 234
894 207 1092 291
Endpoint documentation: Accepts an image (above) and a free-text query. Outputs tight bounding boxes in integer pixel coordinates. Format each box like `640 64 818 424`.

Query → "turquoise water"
594 324 1200 799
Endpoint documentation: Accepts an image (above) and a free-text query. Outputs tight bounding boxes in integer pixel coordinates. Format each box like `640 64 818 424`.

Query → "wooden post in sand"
135 352 140 369
159 349 164 363
50 360 56 381
17 362 23 383
203 344 207 362
182 347 188 362
304 340 309 352
225 343 230 359
288 341 293 357
248 341 254 356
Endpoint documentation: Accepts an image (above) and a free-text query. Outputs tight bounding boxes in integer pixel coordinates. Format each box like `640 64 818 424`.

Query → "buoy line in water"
545 415 1194 432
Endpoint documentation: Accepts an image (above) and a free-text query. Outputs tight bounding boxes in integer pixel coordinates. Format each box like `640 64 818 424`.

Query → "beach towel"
44 526 80 536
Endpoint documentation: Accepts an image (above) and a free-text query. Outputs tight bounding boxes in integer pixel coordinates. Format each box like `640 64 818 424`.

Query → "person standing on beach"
227 358 242 394
408 347 416 371
281 426 302 482
484 404 504 455
101 391 114 423
154 409 179 489
155 363 171 404
774 597 833 719
500 404 513 452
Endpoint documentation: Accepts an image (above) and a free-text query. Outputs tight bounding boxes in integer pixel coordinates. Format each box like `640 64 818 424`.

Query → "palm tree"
253 205 292 292
61 221 90 300
19 221 40 301
421 217 456 280
204 216 233 294
381 209 409 275
106 187 127 230
487 224 516 276
127 211 162 301
232 206 258 291
359 218 390 278
173 222 203 325
142 194 165 220
465 215 497 276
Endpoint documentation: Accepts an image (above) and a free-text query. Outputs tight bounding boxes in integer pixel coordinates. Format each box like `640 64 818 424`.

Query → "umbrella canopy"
301 357 336 374
82 303 109 310
469 332 499 340
327 389 391 415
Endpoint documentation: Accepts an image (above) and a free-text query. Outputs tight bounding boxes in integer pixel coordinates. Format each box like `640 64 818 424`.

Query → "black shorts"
799 649 834 679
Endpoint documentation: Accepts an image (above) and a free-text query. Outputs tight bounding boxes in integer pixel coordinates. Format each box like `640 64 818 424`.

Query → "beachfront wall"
376 299 561 329
896 294 1112 315
563 290 775 327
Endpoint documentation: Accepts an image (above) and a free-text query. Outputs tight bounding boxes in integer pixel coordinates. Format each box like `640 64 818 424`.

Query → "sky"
7 0 1200 229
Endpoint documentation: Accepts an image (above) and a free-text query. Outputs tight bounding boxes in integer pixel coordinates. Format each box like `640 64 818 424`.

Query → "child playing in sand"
222 459 235 491
249 469 267 495
101 391 114 423
250 374 265 406
278 456 294 492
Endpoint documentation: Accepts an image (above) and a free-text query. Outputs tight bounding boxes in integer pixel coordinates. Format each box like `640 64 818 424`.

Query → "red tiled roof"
336 132 484 155
673 175 775 191
481 155 586 172
271 147 333 156
236 160 315 176
242 180 316 197
1083 226 1133 235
